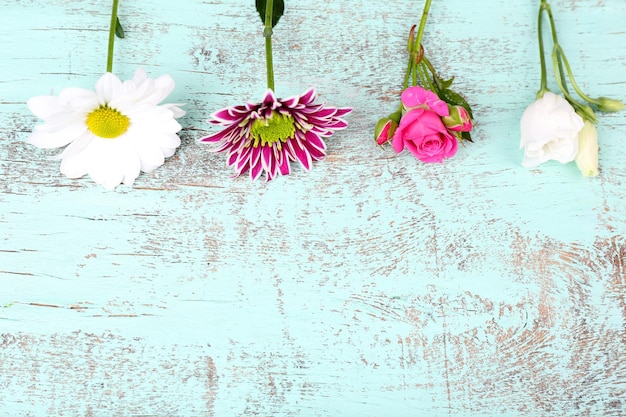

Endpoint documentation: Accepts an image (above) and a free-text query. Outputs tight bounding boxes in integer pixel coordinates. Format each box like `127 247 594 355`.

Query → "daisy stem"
106 0 120 73
264 0 275 91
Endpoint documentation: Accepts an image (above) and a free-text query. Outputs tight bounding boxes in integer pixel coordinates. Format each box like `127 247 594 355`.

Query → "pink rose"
392 108 458 163
401 86 449 116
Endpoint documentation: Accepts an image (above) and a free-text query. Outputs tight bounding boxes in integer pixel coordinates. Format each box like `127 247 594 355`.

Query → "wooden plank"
1 0 625 415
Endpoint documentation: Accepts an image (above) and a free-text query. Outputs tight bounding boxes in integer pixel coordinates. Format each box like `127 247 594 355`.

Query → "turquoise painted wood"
1 0 625 416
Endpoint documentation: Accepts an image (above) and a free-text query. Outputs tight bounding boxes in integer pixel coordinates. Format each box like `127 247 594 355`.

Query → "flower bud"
595 97 625 113
577 104 598 124
374 114 399 145
442 105 473 132
575 120 599 177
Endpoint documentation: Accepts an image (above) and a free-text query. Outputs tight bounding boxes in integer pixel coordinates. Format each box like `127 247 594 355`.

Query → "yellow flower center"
249 112 296 147
86 105 130 139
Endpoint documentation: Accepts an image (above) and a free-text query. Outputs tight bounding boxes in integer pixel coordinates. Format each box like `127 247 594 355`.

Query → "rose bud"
374 112 401 145
442 105 473 132
575 120 599 177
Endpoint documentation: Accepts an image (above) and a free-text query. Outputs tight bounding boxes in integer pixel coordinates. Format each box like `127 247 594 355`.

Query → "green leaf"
439 88 474 120
461 131 473 143
431 74 454 96
115 17 125 39
440 76 454 90
256 0 285 28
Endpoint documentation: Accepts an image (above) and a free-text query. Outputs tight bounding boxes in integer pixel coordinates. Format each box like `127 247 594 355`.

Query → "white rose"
575 120 599 177
520 92 584 168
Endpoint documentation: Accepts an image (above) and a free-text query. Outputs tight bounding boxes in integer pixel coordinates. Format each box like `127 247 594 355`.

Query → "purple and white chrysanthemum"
200 88 351 181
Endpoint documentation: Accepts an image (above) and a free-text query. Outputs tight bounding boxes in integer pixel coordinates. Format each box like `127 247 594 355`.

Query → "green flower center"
249 112 296 147
86 105 130 139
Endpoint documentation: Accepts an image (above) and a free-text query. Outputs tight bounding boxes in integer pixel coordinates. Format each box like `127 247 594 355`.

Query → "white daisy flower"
28 68 185 190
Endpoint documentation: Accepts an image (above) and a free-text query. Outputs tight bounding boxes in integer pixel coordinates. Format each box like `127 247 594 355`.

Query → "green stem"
416 62 426 87
402 58 412 90
106 0 120 73
555 44 600 105
264 0 275 91
398 0 432 111
422 62 439 91
397 57 414 113
537 0 549 96
419 62 436 92
413 0 432 53
551 46 597 122
544 0 568 94
421 56 437 80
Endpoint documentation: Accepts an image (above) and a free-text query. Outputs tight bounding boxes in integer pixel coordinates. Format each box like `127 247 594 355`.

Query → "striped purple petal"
200 88 351 181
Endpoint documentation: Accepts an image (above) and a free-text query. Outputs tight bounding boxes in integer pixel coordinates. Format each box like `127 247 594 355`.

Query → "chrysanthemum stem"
264 0 275 91
106 0 120 73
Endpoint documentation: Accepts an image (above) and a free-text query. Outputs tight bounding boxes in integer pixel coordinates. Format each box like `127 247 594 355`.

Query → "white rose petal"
520 92 584 168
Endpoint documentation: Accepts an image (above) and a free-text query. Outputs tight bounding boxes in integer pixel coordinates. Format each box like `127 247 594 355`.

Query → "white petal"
96 72 123 103
149 74 176 104
94 171 125 190
87 141 139 189
130 108 182 134
28 120 87 149
519 92 584 167
53 131 94 160
28 96 65 119
118 145 142 186
131 67 148 85
60 152 90 179
521 152 542 168
163 103 186 118
58 87 99 108
134 140 166 172
158 133 182 149
161 147 177 158
132 131 181 151
126 74 174 106
113 69 175 107
116 78 153 107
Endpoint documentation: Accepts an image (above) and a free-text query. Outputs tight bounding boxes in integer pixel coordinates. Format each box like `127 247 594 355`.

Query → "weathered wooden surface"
1 0 625 415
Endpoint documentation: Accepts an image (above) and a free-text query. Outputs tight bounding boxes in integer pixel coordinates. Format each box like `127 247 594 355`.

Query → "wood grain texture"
1 0 625 416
